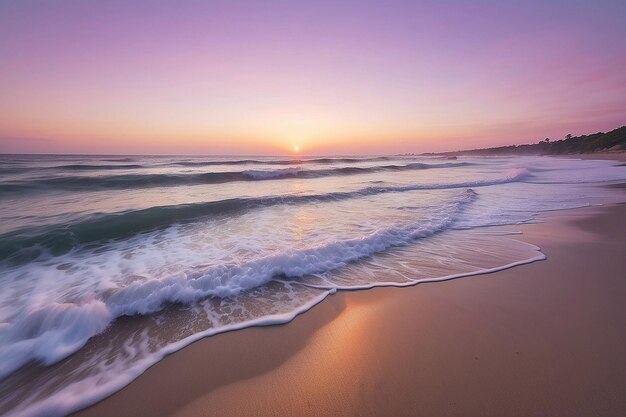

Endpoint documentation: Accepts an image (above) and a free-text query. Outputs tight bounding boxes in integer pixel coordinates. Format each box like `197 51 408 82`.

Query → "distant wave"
103 157 137 162
54 163 145 171
169 156 393 166
0 156 394 174
0 163 146 175
0 162 473 194
0 168 529 264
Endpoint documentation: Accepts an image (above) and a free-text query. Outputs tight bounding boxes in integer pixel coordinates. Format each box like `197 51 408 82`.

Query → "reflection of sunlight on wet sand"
173 295 382 417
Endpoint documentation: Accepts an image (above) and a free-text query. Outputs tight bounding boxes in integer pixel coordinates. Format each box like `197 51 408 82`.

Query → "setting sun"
293 145 300 153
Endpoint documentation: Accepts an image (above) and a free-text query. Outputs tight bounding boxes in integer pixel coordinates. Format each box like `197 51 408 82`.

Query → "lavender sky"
1 0 625 154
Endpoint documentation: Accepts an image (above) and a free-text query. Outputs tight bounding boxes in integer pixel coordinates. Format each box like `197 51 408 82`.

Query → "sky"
1 0 625 155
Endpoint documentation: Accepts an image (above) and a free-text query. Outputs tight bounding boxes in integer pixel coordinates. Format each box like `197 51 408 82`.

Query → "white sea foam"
0 299 111 380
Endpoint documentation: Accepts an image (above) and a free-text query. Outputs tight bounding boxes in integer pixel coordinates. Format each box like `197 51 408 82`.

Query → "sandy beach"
73 182 626 417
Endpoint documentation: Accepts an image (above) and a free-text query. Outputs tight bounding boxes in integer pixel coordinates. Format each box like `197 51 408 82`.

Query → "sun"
293 145 300 153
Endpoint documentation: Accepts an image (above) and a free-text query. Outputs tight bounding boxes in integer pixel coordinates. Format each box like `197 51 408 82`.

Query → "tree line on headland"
422 125 626 156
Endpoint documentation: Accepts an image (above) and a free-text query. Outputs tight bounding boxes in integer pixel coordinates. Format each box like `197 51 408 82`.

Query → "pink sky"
1 0 625 155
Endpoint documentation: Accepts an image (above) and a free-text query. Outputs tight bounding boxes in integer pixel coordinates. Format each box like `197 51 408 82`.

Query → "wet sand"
75 192 626 417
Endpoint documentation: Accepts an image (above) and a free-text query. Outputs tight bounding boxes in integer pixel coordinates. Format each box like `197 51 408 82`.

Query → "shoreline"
74 184 626 417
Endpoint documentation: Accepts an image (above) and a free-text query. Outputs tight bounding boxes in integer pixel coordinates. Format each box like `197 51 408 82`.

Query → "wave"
0 299 112 380
103 157 137 162
0 168 529 263
242 162 473 179
54 163 145 171
0 164 145 175
0 190 478 381
107 191 476 315
169 156 393 166
0 156 396 175
0 161 473 194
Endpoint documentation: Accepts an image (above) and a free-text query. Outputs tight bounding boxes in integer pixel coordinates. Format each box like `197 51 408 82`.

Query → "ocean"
0 154 624 416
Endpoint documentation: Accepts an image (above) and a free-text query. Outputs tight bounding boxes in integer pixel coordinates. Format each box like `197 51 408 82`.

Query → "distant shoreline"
420 125 626 157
